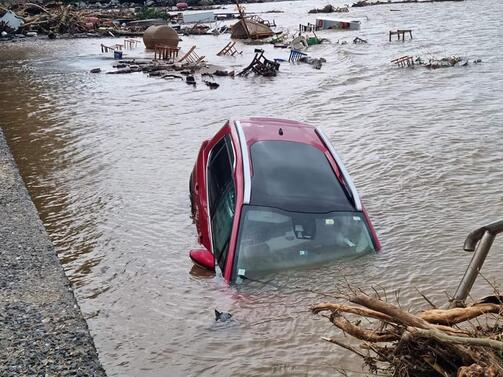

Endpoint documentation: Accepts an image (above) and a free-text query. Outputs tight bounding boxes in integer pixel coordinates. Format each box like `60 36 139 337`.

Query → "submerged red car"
189 118 380 282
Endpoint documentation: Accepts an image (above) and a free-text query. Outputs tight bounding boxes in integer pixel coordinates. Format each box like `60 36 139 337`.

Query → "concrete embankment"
0 129 106 376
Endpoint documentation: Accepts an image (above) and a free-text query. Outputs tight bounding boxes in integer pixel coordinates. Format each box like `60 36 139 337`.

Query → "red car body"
189 118 380 282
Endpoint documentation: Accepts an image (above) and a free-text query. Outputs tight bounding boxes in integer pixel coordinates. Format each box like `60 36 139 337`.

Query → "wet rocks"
90 68 101 73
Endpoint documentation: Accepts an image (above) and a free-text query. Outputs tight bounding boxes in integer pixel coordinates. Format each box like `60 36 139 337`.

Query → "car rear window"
249 141 354 213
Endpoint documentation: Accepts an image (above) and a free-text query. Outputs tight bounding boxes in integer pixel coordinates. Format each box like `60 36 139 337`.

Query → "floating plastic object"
114 51 123 59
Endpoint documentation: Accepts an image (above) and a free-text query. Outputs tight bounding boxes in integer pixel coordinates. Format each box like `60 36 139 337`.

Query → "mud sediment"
0 129 106 377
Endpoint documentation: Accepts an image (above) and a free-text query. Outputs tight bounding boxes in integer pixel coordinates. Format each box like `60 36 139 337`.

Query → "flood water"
1 0 502 375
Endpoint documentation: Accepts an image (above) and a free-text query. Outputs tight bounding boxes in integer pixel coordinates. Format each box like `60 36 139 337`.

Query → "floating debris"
215 309 232 322
213 70 234 77
231 18 274 39
230 2 274 40
299 23 321 33
389 29 413 42
392 55 477 69
203 80 219 89
181 23 211 36
425 56 466 69
178 45 206 64
308 5 350 13
154 45 180 62
391 55 415 67
238 49 280 77
90 68 101 73
186 75 196 85
316 18 361 30
289 49 308 63
299 56 326 69
353 36 367 44
217 41 242 56
312 290 503 377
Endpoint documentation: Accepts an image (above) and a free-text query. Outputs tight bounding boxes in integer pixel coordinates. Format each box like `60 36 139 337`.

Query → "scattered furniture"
238 49 280 77
178 46 206 64
101 44 116 53
289 49 308 63
391 55 415 67
217 41 242 56
124 39 140 49
299 23 320 33
154 45 180 61
353 36 368 44
389 29 413 42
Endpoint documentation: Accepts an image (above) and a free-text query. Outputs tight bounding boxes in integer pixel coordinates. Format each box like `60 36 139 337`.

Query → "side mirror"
189 249 215 271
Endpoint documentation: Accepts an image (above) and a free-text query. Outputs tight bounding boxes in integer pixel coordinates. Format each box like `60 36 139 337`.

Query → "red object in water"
189 118 381 283
176 2 188 9
189 249 215 271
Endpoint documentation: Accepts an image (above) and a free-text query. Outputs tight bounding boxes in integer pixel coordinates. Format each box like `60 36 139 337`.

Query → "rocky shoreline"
0 129 106 377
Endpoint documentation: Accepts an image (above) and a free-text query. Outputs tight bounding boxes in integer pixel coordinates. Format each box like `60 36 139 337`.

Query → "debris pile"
1 4 90 35
308 5 350 13
312 291 503 376
392 55 482 69
0 3 137 37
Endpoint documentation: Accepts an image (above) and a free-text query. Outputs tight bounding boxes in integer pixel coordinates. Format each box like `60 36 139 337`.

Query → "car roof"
236 117 323 148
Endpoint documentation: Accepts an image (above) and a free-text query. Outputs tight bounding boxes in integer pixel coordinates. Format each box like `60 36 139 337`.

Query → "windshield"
234 206 376 280
249 141 354 213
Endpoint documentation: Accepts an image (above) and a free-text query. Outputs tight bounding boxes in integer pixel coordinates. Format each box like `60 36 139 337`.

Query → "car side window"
207 136 236 272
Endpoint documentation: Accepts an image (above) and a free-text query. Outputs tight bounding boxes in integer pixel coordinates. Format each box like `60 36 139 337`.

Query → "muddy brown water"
1 0 503 375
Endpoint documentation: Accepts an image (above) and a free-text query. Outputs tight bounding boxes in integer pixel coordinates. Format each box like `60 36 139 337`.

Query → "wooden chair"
389 29 413 42
238 49 280 77
178 46 206 64
154 45 180 61
217 41 242 56
101 44 116 53
391 55 415 67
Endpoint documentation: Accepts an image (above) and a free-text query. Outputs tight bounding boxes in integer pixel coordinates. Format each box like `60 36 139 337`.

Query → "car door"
207 135 236 273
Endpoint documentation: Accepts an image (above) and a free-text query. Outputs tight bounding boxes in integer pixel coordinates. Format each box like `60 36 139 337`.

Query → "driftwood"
420 303 503 325
312 292 503 376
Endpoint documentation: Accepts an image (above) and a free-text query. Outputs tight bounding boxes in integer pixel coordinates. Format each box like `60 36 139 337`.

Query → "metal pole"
449 230 496 308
